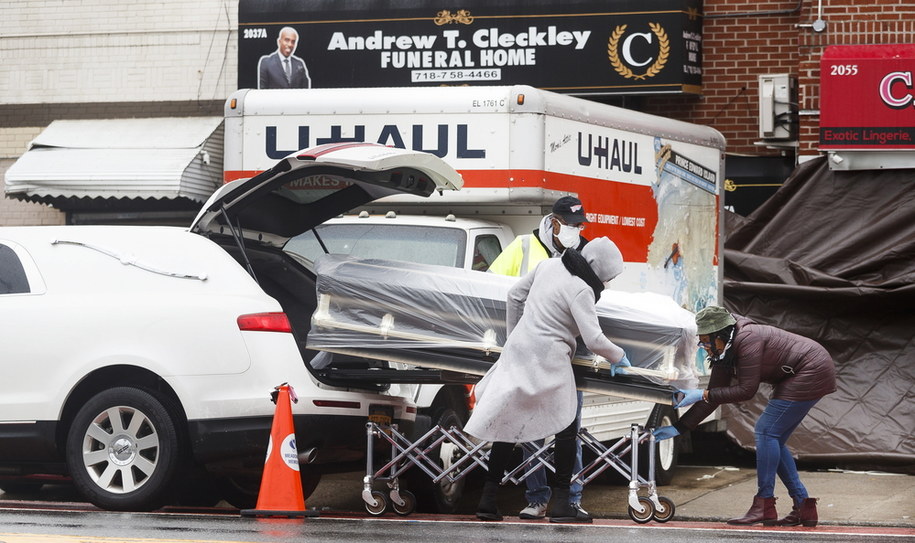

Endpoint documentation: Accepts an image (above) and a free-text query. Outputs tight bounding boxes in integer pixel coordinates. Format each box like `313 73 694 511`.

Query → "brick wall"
642 0 915 157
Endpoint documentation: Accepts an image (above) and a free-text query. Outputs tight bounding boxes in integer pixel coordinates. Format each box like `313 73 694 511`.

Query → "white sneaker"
572 503 592 521
519 502 548 519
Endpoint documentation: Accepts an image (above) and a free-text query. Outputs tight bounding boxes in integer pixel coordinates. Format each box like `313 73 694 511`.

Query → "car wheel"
407 402 467 513
641 404 679 486
65 387 184 511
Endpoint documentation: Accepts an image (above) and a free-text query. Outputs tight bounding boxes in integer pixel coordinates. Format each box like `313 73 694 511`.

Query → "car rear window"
285 224 467 268
0 244 30 294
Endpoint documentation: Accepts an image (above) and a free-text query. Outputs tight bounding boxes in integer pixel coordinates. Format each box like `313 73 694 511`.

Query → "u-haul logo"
577 132 643 174
263 123 486 160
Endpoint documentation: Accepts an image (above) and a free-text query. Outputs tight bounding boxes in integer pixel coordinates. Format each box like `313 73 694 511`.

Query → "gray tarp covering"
722 156 915 465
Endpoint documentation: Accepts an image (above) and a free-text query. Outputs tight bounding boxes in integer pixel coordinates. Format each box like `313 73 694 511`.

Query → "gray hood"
582 237 624 283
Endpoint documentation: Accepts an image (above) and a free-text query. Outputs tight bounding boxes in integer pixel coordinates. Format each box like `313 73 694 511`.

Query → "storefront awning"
4 117 224 207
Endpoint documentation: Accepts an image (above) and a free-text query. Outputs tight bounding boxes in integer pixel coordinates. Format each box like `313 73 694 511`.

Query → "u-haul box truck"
224 85 726 510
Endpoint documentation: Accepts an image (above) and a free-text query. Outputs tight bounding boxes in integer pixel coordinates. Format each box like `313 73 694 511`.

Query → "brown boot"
778 497 819 527
727 496 778 526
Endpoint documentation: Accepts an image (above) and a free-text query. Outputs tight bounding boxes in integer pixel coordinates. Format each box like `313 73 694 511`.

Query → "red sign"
820 44 915 149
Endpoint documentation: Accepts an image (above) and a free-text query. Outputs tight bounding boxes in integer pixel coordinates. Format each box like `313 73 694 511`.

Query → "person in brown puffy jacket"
652 306 836 527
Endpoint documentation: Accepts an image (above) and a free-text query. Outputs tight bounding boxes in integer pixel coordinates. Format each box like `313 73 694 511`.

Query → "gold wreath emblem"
434 9 473 25
607 23 670 80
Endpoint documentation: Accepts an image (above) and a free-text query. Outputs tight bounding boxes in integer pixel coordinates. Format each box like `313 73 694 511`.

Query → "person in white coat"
465 237 630 523
488 196 591 520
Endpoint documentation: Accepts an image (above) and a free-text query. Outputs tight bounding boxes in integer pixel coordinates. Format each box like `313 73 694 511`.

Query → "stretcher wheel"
628 497 655 524
365 490 387 516
652 496 676 523
391 489 416 516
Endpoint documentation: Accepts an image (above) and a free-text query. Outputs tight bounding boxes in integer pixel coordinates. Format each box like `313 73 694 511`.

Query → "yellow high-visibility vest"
488 234 550 277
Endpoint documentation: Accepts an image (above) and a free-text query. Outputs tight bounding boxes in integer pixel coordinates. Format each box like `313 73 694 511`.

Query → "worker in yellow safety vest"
488 196 589 276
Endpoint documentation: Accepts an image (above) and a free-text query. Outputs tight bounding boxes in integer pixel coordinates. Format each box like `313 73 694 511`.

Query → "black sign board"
238 0 703 95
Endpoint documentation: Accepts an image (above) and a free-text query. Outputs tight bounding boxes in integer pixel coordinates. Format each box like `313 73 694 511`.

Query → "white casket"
306 255 699 403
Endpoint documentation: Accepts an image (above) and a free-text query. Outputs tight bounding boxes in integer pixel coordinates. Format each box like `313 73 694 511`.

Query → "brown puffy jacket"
676 316 837 432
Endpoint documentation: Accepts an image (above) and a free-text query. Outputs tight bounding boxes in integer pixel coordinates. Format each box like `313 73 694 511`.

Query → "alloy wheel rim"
81 405 160 494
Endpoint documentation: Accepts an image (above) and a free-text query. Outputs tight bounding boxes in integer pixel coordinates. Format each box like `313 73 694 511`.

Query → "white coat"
465 238 627 443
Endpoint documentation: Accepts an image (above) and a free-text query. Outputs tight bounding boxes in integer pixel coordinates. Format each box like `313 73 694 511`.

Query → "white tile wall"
0 0 239 104
0 1 240 225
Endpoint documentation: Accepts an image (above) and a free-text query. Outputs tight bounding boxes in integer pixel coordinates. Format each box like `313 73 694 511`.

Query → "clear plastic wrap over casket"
307 255 700 388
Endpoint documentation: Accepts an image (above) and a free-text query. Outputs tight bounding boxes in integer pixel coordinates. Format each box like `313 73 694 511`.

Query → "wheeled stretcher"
361 421 675 523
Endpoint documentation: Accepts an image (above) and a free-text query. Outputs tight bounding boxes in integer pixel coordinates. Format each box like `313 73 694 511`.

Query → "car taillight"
237 312 292 333
313 400 361 409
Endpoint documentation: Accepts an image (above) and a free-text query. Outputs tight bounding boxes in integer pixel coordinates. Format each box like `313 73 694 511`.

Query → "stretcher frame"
361 421 676 524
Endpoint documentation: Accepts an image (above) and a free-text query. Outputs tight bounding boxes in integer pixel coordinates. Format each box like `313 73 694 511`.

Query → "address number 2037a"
244 28 268 39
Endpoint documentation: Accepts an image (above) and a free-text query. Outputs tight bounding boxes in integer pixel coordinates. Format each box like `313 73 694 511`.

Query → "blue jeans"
523 391 584 505
754 398 819 500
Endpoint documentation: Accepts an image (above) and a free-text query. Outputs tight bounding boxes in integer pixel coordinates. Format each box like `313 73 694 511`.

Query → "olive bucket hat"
695 306 737 335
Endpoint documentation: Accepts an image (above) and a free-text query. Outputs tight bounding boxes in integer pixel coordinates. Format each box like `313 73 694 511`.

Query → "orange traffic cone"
241 383 319 518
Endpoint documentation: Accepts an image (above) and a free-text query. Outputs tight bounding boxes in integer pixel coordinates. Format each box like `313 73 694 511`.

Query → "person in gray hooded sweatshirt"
464 237 630 523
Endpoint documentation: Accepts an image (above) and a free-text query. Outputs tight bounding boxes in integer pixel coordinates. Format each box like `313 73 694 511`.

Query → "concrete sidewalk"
308 463 915 529
579 464 915 528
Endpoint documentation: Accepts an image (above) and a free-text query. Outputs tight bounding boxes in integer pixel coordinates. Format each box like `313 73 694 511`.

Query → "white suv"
0 143 461 511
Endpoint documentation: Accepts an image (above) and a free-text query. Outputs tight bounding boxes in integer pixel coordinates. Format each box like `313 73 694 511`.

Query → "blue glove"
611 354 631 377
674 388 703 408
652 426 680 441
